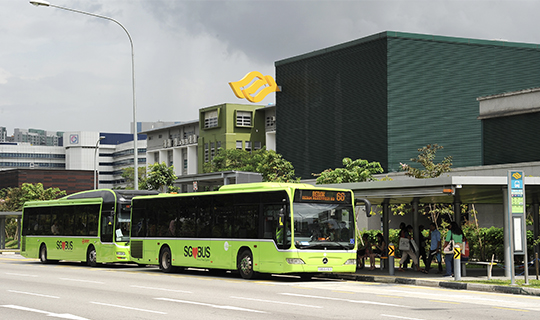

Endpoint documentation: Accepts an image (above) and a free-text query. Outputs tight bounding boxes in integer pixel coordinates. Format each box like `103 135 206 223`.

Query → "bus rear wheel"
159 247 174 273
87 246 97 267
237 249 256 279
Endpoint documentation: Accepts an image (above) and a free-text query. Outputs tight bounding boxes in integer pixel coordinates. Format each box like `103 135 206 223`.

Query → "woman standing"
443 222 463 277
398 225 425 273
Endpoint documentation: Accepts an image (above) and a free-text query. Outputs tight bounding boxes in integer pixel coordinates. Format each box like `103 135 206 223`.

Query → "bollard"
453 244 461 281
388 243 395 276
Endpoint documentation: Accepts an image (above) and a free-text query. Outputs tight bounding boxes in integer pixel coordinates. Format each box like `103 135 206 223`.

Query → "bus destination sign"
294 190 351 203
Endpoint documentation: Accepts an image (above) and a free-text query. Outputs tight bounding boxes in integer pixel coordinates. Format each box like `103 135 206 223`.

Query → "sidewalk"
326 264 540 297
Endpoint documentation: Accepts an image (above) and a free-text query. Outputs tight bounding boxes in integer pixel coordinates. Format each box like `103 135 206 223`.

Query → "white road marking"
7 290 59 299
156 297 267 313
0 305 89 320
381 314 425 320
5 272 38 277
280 292 412 308
230 296 323 308
60 278 105 284
90 301 167 314
130 285 192 293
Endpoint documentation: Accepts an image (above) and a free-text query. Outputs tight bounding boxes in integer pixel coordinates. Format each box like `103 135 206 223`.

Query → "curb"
324 273 540 297
0 251 20 255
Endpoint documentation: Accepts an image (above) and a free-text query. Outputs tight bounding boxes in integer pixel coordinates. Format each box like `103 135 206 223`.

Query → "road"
1 254 540 319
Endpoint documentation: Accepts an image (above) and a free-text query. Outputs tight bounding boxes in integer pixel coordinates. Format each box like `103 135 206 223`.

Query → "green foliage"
314 157 384 184
0 183 66 241
145 162 178 192
121 166 147 190
400 144 452 178
0 183 66 212
204 148 300 183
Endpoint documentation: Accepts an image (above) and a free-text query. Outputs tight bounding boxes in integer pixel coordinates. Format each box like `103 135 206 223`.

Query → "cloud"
2 0 540 134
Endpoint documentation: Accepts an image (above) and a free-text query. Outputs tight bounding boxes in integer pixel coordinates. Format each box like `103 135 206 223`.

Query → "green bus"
130 182 366 279
21 189 157 266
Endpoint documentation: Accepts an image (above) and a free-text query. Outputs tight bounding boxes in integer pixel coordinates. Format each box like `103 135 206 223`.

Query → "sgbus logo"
56 240 73 251
184 246 211 259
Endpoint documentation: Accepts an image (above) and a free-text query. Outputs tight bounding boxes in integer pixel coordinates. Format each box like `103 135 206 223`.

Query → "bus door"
100 207 115 243
262 204 290 249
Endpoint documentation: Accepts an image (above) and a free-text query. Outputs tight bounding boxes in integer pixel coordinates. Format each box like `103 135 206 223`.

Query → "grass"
462 279 540 289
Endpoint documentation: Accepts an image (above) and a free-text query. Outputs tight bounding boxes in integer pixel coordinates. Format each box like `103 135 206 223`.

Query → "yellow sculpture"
229 71 280 103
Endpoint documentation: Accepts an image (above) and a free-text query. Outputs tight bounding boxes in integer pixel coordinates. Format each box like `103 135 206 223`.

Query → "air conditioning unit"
167 139 173 147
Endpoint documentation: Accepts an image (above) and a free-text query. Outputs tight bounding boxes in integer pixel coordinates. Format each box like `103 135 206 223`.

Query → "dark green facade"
275 31 540 178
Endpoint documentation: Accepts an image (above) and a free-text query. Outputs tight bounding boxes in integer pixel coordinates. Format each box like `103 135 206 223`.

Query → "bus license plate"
318 267 333 272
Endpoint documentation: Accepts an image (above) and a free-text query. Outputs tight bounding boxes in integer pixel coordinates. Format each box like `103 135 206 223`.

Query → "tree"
0 183 66 212
314 157 384 184
400 144 452 178
145 162 178 192
121 166 147 190
0 183 66 241
204 148 299 182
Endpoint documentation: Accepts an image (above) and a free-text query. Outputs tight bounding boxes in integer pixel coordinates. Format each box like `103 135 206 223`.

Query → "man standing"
424 223 442 273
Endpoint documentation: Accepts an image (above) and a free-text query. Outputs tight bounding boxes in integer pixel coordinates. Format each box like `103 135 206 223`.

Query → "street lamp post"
94 136 105 190
30 0 139 190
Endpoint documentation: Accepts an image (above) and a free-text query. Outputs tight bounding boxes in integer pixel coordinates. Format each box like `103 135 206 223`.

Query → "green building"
198 103 267 171
275 31 540 178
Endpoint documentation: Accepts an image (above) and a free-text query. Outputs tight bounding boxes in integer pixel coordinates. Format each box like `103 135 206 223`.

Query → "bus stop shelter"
327 176 540 277
0 211 21 250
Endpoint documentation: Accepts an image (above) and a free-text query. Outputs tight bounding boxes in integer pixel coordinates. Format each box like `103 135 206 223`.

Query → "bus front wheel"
87 246 97 267
237 250 256 279
39 244 49 264
159 247 174 273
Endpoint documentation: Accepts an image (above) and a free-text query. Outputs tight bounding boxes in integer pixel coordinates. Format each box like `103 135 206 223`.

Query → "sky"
1 0 540 134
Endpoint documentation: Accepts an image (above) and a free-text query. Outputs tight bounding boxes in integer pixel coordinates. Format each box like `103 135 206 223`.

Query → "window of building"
266 115 276 128
236 141 243 150
245 141 252 152
204 143 209 162
236 111 252 127
210 142 215 160
254 141 262 150
204 110 218 128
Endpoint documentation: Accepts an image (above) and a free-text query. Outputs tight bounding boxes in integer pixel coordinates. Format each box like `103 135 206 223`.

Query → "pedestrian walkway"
327 265 540 297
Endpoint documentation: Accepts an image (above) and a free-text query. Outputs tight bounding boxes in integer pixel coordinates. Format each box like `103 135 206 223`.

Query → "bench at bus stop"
461 254 497 279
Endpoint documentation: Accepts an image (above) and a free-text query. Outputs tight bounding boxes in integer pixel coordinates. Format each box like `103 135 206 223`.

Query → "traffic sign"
453 246 461 260
388 244 395 257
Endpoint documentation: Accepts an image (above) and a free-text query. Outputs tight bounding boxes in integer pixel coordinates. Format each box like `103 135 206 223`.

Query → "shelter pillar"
453 189 461 226
502 186 511 278
0 216 5 249
382 199 390 257
411 198 420 244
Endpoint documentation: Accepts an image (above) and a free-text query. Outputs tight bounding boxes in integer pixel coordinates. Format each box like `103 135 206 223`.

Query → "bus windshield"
292 202 355 250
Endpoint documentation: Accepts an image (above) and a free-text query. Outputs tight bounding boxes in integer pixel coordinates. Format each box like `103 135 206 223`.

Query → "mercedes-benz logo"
322 257 328 264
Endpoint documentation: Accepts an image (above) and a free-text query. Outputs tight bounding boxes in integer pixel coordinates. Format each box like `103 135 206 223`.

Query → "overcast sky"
1 0 539 134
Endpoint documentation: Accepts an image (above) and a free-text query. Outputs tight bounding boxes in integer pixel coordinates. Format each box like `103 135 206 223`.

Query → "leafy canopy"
204 148 299 183
0 183 66 212
145 162 178 192
314 157 384 184
400 144 453 178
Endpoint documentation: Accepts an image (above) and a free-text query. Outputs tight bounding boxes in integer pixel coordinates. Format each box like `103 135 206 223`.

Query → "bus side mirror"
355 198 372 217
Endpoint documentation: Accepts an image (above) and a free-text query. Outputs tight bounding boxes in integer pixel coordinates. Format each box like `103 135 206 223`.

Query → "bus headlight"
116 252 126 256
344 259 356 265
286 258 306 265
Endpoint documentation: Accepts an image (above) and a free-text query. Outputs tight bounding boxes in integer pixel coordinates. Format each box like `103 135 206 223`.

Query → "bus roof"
218 182 350 192
23 189 158 208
